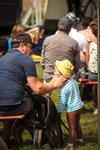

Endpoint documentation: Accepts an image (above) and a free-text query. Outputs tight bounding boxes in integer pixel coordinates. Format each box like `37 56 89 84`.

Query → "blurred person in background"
40 16 80 97
79 17 94 39
67 12 87 100
66 0 81 18
0 38 8 58
79 17 94 100
28 25 45 56
68 12 87 70
78 17 94 67
0 37 9 150
8 25 25 52
86 19 97 114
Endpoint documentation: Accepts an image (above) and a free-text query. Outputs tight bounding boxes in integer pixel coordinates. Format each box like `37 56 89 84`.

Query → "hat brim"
11 40 37 48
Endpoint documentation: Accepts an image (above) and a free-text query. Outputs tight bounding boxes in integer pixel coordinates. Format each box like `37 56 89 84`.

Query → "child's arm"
58 89 67 114
28 27 39 34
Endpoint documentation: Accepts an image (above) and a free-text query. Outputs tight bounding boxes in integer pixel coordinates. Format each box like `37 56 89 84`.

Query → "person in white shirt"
69 28 87 56
68 12 87 68
67 12 87 100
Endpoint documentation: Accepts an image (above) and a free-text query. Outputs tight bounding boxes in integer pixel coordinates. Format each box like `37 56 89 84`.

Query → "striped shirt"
58 79 83 113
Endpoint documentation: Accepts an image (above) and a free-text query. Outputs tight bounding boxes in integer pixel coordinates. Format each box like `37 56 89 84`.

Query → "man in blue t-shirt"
0 33 67 146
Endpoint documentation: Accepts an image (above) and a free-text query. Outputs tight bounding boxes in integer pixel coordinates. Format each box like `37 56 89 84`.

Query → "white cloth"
69 28 87 53
88 41 97 73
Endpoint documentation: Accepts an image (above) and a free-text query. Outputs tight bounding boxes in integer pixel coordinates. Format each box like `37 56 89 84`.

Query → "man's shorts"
88 70 98 81
0 96 33 116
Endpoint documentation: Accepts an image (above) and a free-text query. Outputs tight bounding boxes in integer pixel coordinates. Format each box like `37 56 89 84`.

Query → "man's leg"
0 136 9 150
2 97 33 143
2 119 15 141
93 84 97 111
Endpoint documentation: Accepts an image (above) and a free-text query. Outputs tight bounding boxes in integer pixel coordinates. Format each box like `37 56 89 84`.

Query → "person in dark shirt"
28 25 45 56
0 37 8 58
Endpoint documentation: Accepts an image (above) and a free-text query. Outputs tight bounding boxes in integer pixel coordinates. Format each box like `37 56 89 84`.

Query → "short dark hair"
11 42 27 49
58 16 74 32
90 19 97 37
82 17 93 29
58 26 69 32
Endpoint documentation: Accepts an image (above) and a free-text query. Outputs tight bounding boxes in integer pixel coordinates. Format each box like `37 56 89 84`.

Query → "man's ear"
20 43 24 48
20 43 25 52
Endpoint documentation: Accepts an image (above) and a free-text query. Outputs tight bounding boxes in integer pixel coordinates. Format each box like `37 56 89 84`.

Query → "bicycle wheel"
13 124 33 145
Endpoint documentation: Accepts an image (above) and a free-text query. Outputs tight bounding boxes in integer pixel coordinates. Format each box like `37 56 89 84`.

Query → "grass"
0 62 98 150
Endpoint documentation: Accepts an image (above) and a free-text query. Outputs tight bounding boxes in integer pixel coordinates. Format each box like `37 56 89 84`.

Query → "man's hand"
27 75 67 95
50 74 67 89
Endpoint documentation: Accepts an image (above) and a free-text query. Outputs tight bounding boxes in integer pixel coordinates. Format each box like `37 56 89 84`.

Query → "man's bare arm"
27 75 67 95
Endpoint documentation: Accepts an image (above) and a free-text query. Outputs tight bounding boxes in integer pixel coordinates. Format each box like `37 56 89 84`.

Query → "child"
54 60 83 150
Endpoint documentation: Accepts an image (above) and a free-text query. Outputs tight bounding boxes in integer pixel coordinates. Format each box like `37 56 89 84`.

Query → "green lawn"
0 62 98 150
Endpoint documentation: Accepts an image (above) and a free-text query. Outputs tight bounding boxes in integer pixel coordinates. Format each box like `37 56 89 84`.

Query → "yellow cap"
55 60 74 78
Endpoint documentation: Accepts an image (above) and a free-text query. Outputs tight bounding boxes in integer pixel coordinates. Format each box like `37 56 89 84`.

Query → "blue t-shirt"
58 79 83 113
0 50 37 106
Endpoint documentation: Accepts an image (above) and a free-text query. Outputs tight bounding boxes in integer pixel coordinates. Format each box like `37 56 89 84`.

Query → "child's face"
54 66 68 81
54 66 61 77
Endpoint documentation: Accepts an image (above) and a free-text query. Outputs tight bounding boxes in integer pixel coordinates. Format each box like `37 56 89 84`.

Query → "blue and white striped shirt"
58 79 83 113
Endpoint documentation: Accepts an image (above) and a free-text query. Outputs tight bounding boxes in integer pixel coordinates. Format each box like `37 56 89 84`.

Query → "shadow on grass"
82 107 93 113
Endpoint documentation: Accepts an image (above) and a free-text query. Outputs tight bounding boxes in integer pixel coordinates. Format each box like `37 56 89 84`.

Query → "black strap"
57 114 69 131
60 119 69 131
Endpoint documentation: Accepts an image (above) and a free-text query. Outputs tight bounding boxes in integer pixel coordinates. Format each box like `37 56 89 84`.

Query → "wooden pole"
97 0 100 149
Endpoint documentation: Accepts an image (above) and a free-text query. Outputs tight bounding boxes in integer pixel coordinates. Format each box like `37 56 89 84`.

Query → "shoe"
93 106 97 111
64 145 74 150
76 139 83 142
93 103 98 111
93 109 98 115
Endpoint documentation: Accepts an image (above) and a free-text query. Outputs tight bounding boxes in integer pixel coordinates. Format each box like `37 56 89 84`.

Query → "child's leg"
65 111 78 149
66 111 77 144
0 137 8 150
76 107 83 140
